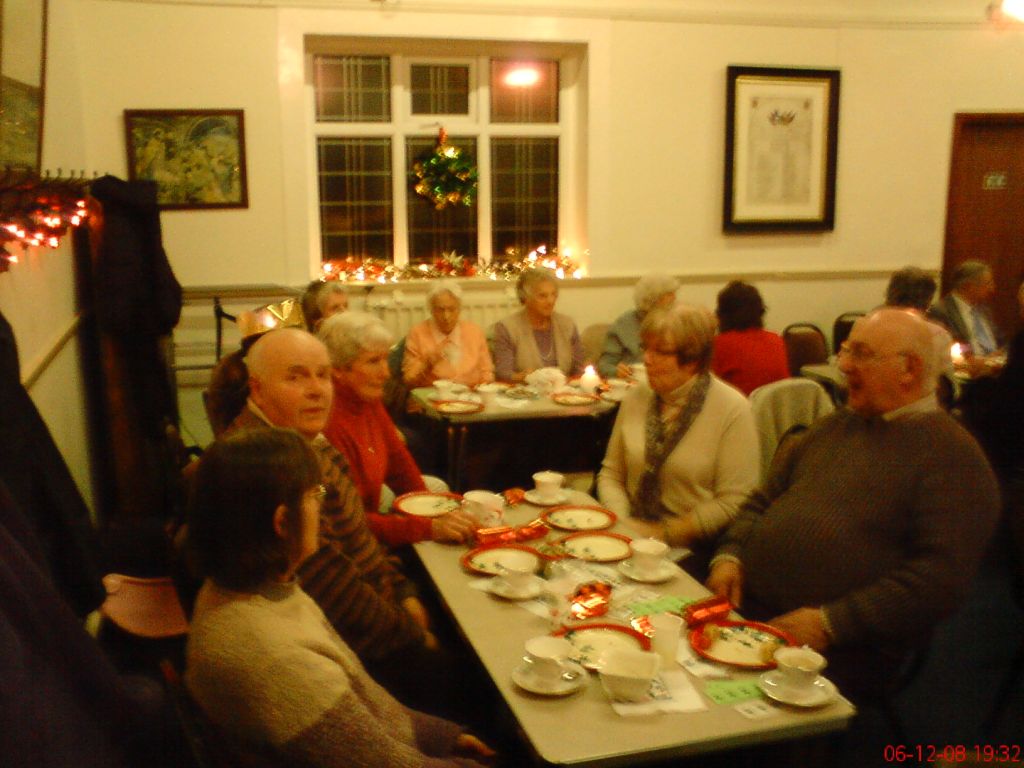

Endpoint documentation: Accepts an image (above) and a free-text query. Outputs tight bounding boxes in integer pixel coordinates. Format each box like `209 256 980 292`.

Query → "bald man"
707 309 999 700
226 328 435 661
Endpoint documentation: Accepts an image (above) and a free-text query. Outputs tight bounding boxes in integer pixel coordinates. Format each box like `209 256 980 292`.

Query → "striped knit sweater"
186 580 483 768
226 407 424 659
717 407 999 648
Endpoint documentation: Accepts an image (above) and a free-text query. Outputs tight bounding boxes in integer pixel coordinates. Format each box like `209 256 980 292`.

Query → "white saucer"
486 576 543 601
757 671 838 708
512 661 588 696
617 559 677 584
524 489 570 506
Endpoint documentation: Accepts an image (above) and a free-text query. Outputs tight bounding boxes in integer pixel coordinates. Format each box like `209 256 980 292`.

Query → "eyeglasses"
837 342 907 365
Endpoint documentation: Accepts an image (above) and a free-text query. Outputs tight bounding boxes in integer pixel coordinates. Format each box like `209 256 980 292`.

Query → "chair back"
749 378 834 480
832 311 866 354
383 336 410 419
782 322 829 376
581 323 610 366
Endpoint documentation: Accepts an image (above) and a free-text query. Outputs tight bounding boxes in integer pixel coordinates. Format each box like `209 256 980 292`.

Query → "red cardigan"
711 329 790 396
323 382 430 546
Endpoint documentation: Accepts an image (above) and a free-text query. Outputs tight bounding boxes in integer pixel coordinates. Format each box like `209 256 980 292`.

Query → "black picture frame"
723 65 840 233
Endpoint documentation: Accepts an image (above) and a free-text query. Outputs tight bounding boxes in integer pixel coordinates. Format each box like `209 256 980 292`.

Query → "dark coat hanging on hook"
88 175 182 337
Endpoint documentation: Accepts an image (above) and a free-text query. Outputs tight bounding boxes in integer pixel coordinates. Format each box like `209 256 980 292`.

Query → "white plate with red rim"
393 491 463 518
554 623 652 670
461 544 544 576
541 505 617 531
557 531 633 562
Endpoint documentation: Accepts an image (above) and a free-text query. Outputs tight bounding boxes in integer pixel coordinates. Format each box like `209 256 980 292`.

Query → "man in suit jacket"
928 260 1003 355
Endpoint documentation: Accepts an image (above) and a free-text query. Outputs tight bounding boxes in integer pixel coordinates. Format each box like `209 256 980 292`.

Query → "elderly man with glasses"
707 308 999 703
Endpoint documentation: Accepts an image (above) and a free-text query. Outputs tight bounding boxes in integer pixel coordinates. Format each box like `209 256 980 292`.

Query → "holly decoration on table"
412 128 478 210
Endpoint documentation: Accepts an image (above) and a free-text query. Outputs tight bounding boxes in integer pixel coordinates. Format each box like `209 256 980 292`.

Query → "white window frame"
303 39 582 271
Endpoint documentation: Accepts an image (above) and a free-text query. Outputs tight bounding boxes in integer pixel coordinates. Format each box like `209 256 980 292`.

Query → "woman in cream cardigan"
597 303 759 578
492 267 585 382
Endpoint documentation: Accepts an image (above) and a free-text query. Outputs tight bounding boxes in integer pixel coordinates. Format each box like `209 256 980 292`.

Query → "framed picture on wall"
1 0 49 171
124 109 249 209
723 66 840 233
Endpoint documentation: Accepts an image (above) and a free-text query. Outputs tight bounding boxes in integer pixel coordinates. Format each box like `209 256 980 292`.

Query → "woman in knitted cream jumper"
185 428 493 768
597 303 759 578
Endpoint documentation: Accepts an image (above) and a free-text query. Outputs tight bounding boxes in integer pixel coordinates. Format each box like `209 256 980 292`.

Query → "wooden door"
943 113 1024 338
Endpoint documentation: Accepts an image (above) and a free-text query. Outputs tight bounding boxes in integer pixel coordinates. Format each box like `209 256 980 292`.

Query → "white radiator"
367 291 520 339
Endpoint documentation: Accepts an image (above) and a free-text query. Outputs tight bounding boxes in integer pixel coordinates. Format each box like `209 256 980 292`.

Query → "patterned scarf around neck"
632 372 711 521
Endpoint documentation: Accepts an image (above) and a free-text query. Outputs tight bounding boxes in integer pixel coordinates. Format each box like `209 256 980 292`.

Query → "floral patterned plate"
556 531 632 562
460 544 544 576
541 505 617 531
393 491 463 518
554 623 651 670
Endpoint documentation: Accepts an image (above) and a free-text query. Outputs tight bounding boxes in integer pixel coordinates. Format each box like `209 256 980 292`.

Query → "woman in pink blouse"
402 282 494 389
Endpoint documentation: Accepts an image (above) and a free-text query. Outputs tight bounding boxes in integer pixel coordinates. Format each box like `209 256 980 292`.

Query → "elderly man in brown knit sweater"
708 308 999 699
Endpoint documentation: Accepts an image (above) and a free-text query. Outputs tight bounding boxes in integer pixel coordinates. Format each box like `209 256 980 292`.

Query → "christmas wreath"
412 129 478 210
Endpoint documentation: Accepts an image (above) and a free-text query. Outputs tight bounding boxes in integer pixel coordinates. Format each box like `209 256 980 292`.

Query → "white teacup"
462 490 505 527
598 647 661 702
523 635 575 683
433 378 455 399
532 470 565 502
773 646 827 693
629 538 669 576
499 563 535 595
476 382 505 408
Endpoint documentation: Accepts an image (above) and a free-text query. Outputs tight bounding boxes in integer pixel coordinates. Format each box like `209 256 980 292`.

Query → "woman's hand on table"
456 733 496 760
431 510 480 544
767 607 830 652
706 560 743 608
615 362 632 379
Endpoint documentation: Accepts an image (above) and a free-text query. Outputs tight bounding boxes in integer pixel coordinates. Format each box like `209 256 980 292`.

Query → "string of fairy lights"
0 170 90 273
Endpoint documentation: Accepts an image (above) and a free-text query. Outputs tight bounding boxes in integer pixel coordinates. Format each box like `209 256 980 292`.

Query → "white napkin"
677 639 730 679
609 670 707 716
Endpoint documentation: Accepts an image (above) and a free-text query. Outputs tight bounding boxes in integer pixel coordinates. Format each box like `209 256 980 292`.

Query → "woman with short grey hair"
403 281 494 388
492 267 585 382
597 302 759 579
319 311 478 546
598 273 679 378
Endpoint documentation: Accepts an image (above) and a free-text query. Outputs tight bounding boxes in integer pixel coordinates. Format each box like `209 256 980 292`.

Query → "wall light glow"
503 67 540 88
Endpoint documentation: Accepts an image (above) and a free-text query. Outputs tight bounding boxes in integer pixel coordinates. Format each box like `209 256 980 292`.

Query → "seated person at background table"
884 265 956 387
403 281 495 389
928 260 1004 361
225 328 437 662
320 311 478 546
205 298 306 437
492 267 585 383
186 428 494 768
597 273 679 379
710 280 789 396
707 308 1000 701
597 303 759 579
301 279 348 333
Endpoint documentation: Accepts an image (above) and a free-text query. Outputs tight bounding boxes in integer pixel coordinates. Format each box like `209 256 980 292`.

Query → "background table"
414 492 855 766
409 388 618 491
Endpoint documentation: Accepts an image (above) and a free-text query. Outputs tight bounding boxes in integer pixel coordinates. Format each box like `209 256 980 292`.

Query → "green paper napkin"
703 679 764 705
628 595 697 616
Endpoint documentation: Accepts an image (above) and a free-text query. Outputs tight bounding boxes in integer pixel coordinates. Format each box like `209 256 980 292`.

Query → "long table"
414 491 855 766
409 387 617 491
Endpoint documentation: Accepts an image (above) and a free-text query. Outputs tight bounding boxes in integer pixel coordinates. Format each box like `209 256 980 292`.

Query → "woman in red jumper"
711 281 789 396
319 311 478 547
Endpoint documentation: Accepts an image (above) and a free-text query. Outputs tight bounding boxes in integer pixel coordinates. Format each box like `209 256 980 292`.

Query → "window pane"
406 136 478 264
491 137 558 260
490 60 558 123
314 55 391 122
410 64 470 115
317 137 393 262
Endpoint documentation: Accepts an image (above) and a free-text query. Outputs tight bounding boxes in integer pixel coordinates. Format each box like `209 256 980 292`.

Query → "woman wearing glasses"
597 303 759 578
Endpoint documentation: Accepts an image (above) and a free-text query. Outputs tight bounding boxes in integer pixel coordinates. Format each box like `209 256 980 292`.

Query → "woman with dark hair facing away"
185 428 493 768
711 281 789 396
301 280 348 332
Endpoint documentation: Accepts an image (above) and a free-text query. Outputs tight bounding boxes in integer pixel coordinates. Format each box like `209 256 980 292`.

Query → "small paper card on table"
703 679 764 706
626 595 697 618
610 670 707 716
677 639 729 679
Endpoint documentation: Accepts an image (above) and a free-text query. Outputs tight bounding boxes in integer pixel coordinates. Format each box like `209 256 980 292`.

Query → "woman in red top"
711 281 790 396
319 311 478 547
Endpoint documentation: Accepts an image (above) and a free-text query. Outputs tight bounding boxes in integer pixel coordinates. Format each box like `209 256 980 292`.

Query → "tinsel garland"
321 245 585 284
411 129 478 210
